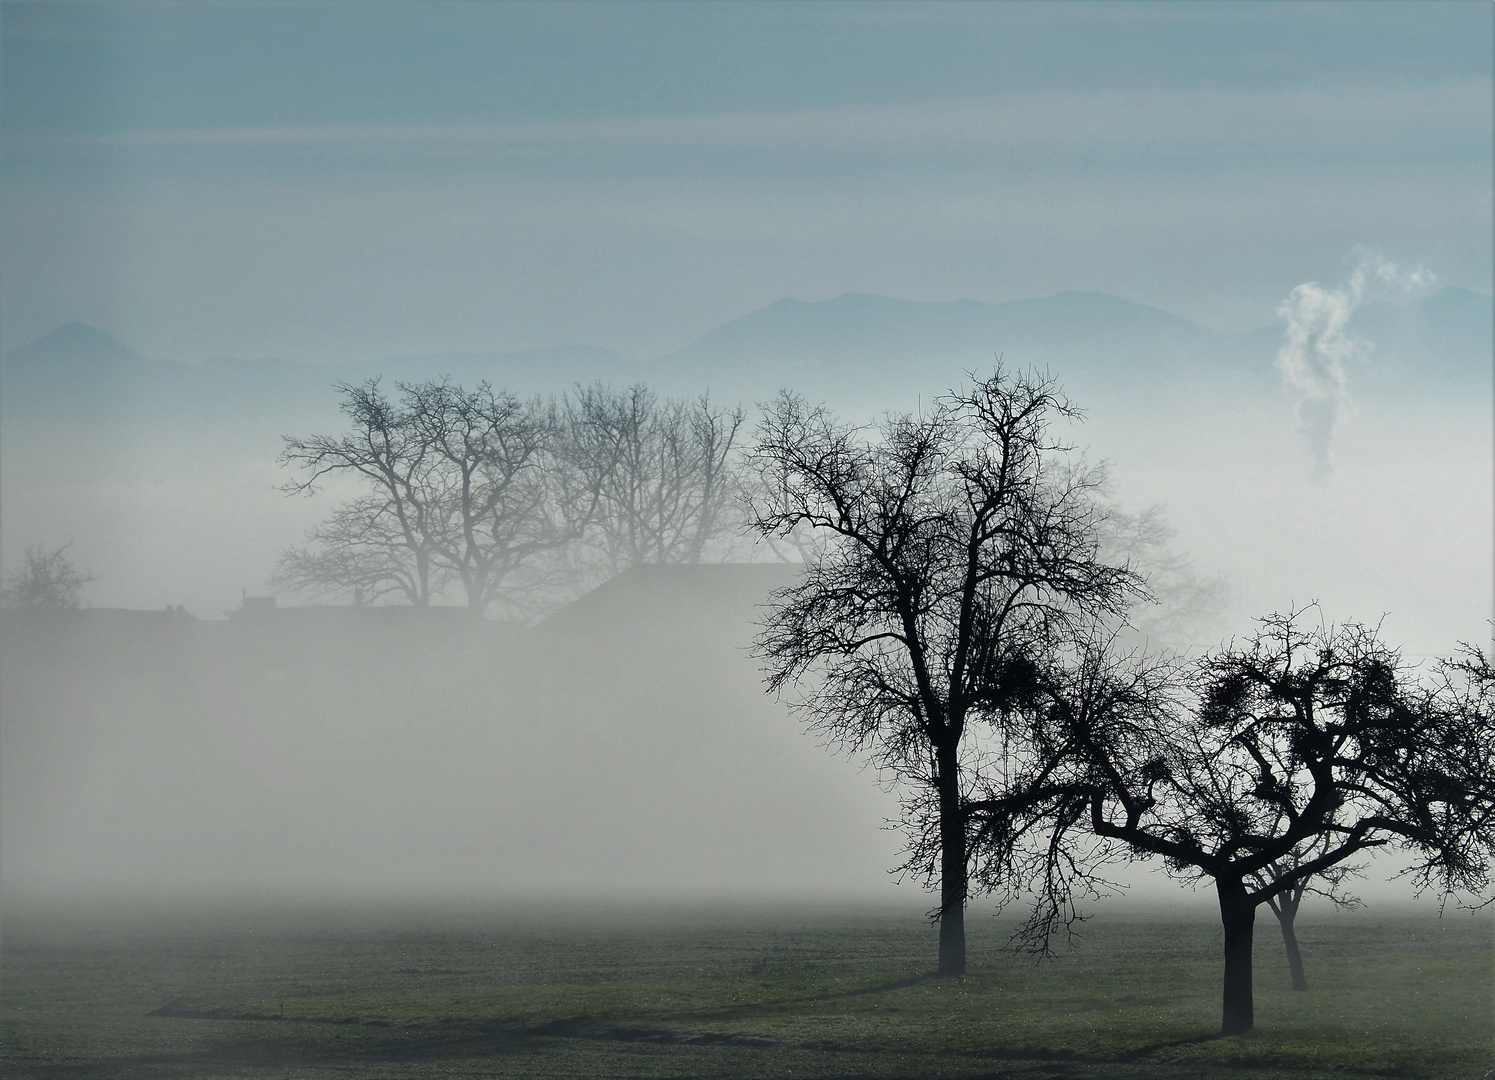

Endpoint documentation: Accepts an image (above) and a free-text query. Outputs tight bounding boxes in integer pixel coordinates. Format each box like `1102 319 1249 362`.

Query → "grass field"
2 898 1490 1079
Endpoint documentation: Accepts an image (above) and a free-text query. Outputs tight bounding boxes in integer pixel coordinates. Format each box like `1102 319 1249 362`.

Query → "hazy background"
1 1 1490 907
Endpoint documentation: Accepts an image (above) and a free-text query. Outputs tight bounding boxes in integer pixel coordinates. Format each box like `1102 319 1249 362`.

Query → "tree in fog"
1 542 95 611
406 380 580 615
272 495 445 605
977 609 1495 1034
747 369 1142 976
280 380 443 604
1099 505 1228 648
563 384 746 579
1249 836 1362 991
281 379 585 617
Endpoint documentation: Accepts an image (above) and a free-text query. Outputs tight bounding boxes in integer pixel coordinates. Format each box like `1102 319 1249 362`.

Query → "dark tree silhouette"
975 609 1495 1034
1 542 96 611
747 369 1141 975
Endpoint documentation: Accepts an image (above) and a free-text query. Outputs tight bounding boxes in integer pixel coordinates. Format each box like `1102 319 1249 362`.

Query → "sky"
2 1 1491 359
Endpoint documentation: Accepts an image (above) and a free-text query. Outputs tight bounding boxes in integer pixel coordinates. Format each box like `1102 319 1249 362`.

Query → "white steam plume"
1274 254 1434 479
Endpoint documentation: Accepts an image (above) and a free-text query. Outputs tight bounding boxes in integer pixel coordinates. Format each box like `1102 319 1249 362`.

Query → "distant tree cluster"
275 380 750 617
745 367 1495 1036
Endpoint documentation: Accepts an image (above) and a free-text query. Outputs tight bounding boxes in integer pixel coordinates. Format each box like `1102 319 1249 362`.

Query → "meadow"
2 898 1489 1079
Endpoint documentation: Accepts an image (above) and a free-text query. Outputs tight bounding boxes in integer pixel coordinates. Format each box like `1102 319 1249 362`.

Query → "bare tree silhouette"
1248 834 1363 991
747 368 1142 975
562 384 747 581
971 609 1495 1034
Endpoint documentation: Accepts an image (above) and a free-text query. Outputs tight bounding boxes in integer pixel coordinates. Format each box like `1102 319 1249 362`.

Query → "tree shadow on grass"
119 997 1441 1080
23 1016 1436 1080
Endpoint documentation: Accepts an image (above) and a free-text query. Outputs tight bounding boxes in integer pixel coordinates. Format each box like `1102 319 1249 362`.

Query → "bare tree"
1 543 96 611
1250 836 1362 991
405 381 577 616
271 495 440 606
747 369 1142 976
977 609 1495 1034
563 385 747 580
280 379 582 617
281 379 444 605
1100 504 1229 648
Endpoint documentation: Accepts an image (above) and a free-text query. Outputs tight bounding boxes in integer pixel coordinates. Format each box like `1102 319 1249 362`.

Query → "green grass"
3 901 1491 1079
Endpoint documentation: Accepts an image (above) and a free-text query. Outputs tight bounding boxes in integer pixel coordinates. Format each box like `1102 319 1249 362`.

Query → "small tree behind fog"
279 379 586 618
1250 835 1363 992
561 384 748 582
747 368 1143 976
1 543 96 612
272 495 446 606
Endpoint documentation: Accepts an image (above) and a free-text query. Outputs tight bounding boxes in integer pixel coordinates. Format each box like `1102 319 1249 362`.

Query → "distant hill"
655 287 1491 410
2 287 1486 443
1345 286 1494 385
0 323 150 411
0 321 144 370
663 290 1218 373
374 344 642 391
0 330 640 419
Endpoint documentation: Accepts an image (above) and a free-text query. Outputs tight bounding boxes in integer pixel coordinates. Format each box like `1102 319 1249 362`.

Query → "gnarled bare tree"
747 368 1142 976
972 610 1495 1034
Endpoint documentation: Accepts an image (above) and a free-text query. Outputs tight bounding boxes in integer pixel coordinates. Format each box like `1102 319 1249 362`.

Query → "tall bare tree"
405 380 576 615
281 379 444 605
747 369 1142 975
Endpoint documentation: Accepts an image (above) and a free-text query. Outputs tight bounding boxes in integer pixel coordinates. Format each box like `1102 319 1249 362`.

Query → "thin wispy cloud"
47 82 1487 156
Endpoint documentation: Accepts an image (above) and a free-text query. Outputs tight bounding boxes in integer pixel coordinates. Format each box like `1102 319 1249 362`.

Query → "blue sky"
2 1 1491 357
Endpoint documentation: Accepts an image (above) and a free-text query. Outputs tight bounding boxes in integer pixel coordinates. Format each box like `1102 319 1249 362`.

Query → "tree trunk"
1217 877 1256 1035
1271 895 1307 991
936 744 966 977
415 552 432 606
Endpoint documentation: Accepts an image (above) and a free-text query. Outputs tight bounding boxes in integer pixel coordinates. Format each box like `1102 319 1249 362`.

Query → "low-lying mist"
0 566 906 903
1 288 1489 911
